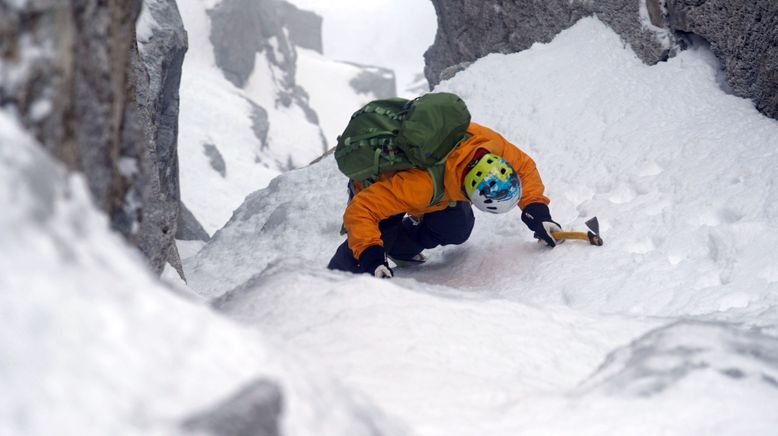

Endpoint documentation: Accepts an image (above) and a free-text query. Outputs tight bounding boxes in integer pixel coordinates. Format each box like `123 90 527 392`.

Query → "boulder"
0 0 189 276
426 0 778 120
665 0 778 119
0 0 144 236
134 0 189 276
182 379 283 436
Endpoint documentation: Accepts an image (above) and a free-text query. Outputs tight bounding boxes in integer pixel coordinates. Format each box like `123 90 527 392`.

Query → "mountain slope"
185 17 778 436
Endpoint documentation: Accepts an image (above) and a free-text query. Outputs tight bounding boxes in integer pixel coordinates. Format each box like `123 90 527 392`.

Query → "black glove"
358 245 394 278
521 202 563 247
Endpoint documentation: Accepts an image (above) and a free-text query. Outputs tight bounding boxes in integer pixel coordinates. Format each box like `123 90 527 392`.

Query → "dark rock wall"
1 0 144 233
426 0 778 120
1 0 189 276
134 0 189 276
665 0 778 120
182 379 283 436
279 1 324 54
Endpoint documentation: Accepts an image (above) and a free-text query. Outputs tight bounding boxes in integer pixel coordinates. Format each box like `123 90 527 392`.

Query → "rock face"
279 1 324 54
134 0 189 276
182 379 283 436
177 202 210 242
0 0 189 276
346 63 398 99
665 0 778 120
0 0 144 234
426 0 778 120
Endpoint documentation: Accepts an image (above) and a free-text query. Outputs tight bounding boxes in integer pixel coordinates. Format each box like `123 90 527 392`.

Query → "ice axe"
551 217 604 246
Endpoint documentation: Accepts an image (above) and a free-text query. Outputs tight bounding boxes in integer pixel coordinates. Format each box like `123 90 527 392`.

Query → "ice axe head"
585 217 604 246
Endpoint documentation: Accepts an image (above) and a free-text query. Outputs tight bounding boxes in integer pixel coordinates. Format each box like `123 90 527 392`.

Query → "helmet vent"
500 168 506 174
489 180 496 187
476 171 482 177
487 206 497 210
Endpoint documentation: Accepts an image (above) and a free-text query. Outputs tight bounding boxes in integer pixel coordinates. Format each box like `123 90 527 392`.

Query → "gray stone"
1 0 189 277
182 379 283 436
246 98 270 150
203 143 226 177
665 0 778 119
133 0 189 277
426 0 778 120
208 0 327 159
1 0 144 239
176 202 210 242
345 63 397 99
425 1 671 88
208 0 295 89
279 1 323 54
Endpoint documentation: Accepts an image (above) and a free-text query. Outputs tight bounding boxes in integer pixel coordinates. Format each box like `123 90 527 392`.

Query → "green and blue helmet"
463 153 522 214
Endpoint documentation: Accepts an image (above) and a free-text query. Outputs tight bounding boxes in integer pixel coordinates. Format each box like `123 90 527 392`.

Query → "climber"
327 117 563 279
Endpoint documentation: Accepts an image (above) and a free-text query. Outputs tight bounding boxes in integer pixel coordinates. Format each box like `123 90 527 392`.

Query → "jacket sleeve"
479 126 549 209
343 170 434 259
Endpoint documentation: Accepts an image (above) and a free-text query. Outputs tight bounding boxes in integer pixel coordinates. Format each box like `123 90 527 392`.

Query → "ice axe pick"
551 217 604 246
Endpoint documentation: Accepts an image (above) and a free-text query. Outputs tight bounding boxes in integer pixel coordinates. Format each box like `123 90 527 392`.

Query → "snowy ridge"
186 18 778 435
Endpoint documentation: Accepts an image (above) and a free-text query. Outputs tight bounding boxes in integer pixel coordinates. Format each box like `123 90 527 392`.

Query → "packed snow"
184 17 778 435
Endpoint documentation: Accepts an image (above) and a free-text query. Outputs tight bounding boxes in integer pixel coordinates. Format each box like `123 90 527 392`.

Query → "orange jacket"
343 122 549 258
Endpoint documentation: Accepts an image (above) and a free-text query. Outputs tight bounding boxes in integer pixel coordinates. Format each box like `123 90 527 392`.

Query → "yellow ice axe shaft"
551 231 590 242
550 217 604 246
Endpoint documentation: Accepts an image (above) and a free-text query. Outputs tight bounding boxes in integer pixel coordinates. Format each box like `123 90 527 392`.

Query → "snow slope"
185 17 778 435
177 0 390 235
0 111 403 436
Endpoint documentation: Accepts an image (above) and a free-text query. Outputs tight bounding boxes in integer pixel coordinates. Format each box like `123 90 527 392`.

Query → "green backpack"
334 92 471 206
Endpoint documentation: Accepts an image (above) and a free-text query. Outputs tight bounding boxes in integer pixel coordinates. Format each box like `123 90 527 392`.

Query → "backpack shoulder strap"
426 164 447 207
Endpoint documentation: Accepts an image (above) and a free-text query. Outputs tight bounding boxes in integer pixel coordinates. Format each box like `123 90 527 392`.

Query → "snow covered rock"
516 321 778 435
1 0 189 275
0 109 404 436
177 202 210 242
182 379 282 436
424 0 673 87
427 0 778 120
133 0 189 275
0 0 144 236
177 0 396 233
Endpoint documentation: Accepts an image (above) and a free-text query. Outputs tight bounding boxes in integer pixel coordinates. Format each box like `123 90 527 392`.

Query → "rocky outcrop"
177 202 211 242
209 0 298 90
425 1 670 87
345 63 398 99
279 1 323 54
134 0 189 276
664 0 778 120
0 0 144 235
208 0 325 148
182 379 283 436
0 0 189 276
426 0 778 120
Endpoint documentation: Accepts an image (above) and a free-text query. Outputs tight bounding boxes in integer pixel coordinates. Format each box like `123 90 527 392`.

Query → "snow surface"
0 110 403 436
185 17 778 435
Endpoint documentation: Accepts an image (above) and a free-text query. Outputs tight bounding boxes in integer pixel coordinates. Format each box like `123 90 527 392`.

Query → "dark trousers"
328 201 475 273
